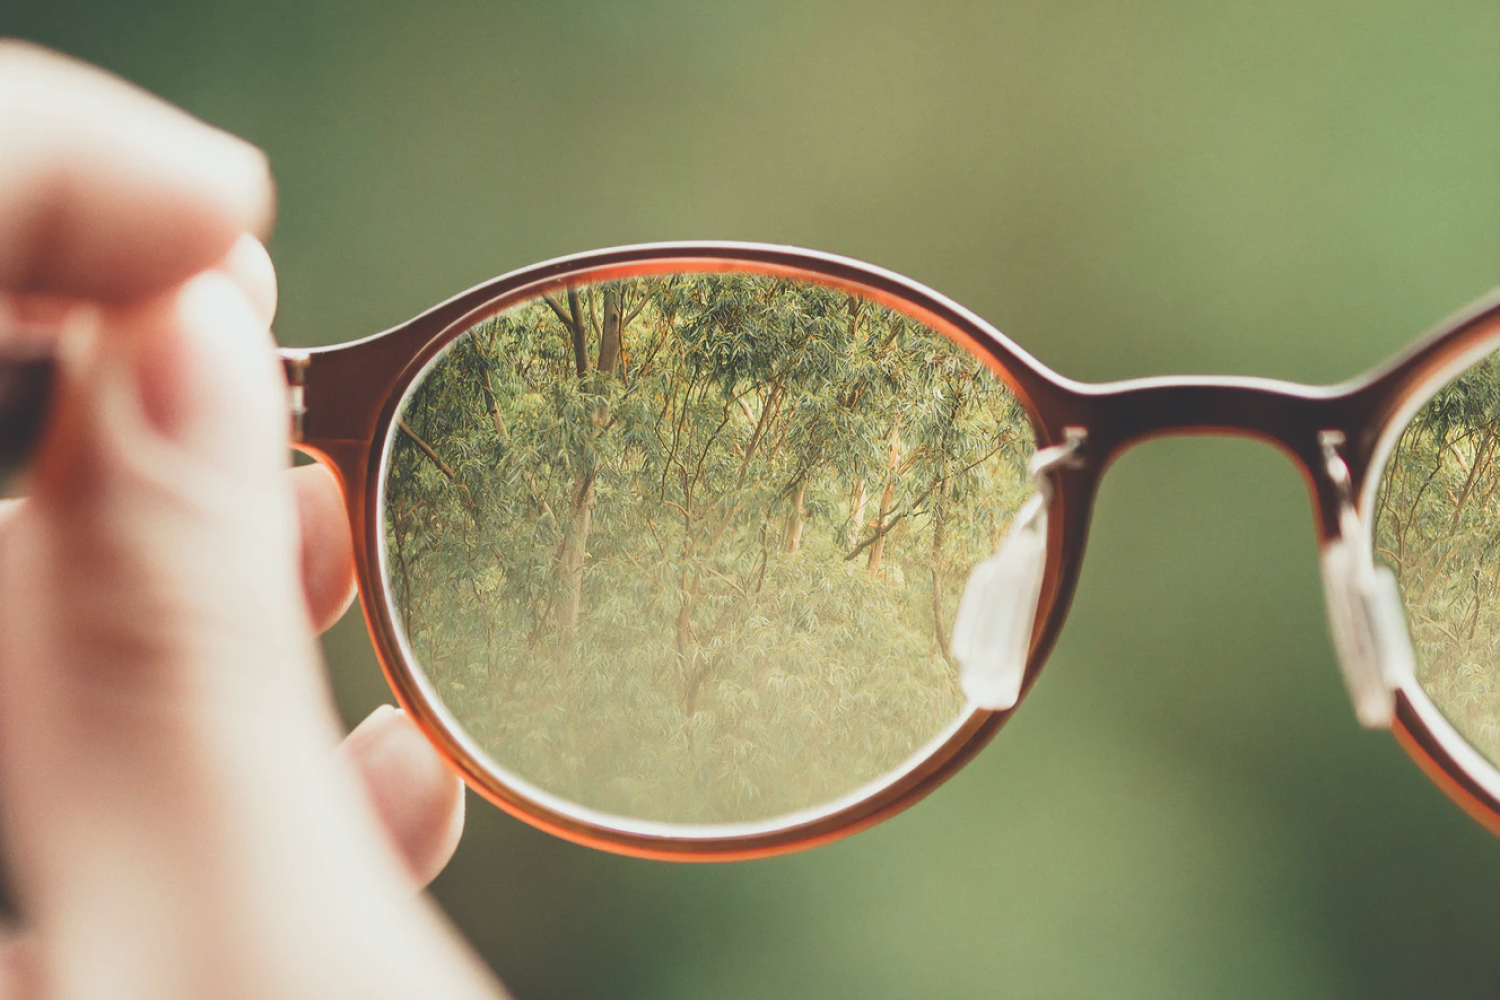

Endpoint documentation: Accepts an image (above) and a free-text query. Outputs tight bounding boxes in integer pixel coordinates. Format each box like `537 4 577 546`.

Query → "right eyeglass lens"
1376 347 1500 759
379 270 1039 828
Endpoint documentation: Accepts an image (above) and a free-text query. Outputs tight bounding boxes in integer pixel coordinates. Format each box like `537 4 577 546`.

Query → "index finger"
0 41 274 303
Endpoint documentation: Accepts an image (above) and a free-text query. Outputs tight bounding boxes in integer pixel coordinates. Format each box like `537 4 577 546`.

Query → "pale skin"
0 41 506 999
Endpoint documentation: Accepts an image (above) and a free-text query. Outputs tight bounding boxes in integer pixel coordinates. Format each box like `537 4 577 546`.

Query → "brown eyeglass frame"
279 241 1500 861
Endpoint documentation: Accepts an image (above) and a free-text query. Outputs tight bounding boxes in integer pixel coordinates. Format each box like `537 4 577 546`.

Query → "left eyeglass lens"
379 271 1038 827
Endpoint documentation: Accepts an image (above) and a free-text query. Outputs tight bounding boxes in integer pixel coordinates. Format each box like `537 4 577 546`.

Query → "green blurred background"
7 1 1498 996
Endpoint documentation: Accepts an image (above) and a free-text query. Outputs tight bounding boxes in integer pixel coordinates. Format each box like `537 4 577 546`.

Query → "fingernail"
220 234 278 325
219 140 276 239
345 702 401 738
354 708 450 798
341 704 408 760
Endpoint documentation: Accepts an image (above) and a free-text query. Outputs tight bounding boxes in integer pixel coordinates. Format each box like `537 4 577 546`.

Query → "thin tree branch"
397 418 457 482
541 293 573 329
623 290 650 327
843 509 913 561
567 287 588 376
476 363 511 442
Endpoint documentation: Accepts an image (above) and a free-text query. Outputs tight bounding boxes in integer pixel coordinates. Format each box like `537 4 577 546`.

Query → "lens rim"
295 242 1500 853
296 243 1085 860
1360 291 1500 836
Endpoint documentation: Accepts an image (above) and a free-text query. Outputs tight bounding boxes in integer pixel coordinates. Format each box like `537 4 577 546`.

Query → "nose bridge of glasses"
1061 375 1415 730
1069 375 1339 458
1065 375 1364 520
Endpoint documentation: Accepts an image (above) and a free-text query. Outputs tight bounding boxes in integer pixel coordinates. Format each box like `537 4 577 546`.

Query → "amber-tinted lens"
1376 348 1500 760
379 271 1037 826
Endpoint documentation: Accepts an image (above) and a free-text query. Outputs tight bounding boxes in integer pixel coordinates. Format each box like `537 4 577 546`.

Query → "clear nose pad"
1318 433 1417 730
951 428 1083 712
952 493 1049 710
1321 538 1416 728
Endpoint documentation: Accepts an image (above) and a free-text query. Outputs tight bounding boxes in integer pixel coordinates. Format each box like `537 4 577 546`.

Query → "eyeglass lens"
1376 349 1500 762
379 271 1037 826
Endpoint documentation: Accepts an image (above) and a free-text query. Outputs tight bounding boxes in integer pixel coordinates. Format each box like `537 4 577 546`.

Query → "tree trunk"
867 478 896 575
566 288 588 377
782 478 806 553
537 287 604 633
392 506 418 636
1449 423 1497 531
476 363 510 442
675 567 700 659
598 287 624 374
557 469 596 631
867 424 901 576
847 294 864 353
930 477 954 666
848 478 867 545
676 565 715 749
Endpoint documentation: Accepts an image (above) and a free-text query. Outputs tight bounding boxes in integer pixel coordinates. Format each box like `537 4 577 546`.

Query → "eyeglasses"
8 242 1500 860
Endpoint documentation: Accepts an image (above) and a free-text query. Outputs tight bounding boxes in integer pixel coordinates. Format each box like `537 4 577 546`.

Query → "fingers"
0 231 329 634
0 47 502 999
0 712 469 1000
293 463 358 631
0 41 273 302
0 264 491 995
0 463 356 635
341 707 466 889
0 709 467 1000
0 269 334 933
0 930 36 1000
220 233 277 325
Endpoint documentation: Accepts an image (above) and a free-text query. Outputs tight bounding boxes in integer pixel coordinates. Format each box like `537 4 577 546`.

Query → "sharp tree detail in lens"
1377 350 1500 761
383 273 1035 823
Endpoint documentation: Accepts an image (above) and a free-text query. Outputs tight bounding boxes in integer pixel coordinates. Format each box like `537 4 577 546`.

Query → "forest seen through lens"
382 272 1036 824
1378 349 1500 763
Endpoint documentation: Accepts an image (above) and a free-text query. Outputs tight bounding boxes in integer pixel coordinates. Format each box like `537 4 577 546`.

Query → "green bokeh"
8 1 1498 996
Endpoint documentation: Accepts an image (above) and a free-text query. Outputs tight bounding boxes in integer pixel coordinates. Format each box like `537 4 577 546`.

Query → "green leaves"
383 271 1037 824
1377 350 1500 760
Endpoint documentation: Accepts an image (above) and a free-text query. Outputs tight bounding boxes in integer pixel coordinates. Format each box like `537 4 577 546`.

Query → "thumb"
17 272 309 698
0 275 444 994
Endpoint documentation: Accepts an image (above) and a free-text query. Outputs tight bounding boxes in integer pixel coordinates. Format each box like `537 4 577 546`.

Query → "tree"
1376 350 1500 762
383 271 1036 823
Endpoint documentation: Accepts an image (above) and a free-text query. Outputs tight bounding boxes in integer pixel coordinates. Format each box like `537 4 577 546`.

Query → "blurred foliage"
7 0 1500 998
386 274 1031 822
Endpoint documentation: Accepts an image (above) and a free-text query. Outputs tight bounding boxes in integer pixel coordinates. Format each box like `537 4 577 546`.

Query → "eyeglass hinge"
1028 426 1087 499
283 350 310 444
1318 429 1353 499
1317 428 1415 730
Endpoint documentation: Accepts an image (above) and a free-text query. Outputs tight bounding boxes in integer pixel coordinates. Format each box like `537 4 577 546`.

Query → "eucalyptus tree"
384 272 1036 822
1378 351 1500 758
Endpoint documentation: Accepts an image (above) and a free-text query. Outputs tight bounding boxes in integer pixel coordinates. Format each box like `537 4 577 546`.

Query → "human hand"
0 42 504 999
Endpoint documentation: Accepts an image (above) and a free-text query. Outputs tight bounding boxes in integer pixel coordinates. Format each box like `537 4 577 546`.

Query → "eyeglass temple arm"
0 346 312 491
281 349 310 443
